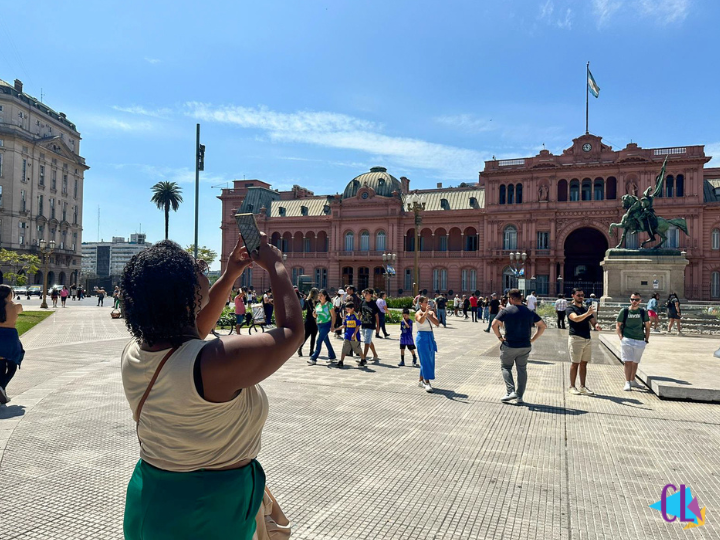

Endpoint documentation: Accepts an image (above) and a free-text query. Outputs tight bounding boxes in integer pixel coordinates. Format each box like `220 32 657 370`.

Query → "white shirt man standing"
526 291 537 312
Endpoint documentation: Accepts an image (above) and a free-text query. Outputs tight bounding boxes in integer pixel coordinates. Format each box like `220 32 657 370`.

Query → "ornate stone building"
219 134 720 300
0 78 88 286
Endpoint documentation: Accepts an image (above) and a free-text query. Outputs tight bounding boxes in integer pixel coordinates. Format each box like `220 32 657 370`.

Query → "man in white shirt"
453 294 461 317
526 291 538 312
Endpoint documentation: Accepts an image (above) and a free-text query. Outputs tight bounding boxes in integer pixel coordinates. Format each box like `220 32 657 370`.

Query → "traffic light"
197 144 206 171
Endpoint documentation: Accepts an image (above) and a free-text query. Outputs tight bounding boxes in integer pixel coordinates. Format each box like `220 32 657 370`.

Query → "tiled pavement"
1 305 718 539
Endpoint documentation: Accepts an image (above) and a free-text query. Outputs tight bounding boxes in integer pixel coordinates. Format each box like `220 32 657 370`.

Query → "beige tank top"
121 339 268 472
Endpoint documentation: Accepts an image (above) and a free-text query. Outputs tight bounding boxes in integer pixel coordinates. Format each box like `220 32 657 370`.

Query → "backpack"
620 307 646 329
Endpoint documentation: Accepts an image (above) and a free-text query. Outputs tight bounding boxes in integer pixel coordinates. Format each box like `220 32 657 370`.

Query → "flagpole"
585 61 589 135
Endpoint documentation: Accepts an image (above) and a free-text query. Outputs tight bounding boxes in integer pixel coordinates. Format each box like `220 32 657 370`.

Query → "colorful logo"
650 484 706 530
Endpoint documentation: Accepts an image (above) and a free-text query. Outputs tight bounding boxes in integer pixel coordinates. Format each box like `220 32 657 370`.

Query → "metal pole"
413 212 420 297
40 252 49 309
585 62 589 135
194 123 200 260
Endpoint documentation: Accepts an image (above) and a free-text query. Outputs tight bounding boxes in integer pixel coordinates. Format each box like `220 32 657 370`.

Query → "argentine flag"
588 69 600 98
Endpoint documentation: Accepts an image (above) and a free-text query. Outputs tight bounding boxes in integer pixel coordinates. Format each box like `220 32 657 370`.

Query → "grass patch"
536 303 557 318
16 311 54 336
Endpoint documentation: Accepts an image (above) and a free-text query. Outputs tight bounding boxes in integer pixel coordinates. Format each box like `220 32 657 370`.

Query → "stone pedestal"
600 249 688 303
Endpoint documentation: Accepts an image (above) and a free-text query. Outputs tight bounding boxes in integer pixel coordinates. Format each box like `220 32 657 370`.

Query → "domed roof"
342 166 402 199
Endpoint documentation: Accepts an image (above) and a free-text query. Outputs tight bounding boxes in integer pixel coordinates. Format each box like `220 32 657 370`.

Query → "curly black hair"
120 240 200 347
0 284 13 323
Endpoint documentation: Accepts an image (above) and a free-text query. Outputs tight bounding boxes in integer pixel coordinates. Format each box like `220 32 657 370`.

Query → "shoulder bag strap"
135 347 177 445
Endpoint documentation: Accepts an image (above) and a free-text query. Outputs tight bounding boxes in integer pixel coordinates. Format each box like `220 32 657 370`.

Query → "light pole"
382 252 396 295
557 275 564 296
39 239 55 309
508 251 527 292
406 193 426 297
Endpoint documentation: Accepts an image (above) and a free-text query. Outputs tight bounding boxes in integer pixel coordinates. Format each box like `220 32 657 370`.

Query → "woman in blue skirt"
415 296 439 393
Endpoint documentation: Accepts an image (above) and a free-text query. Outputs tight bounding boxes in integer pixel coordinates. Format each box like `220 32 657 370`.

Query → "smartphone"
235 213 261 255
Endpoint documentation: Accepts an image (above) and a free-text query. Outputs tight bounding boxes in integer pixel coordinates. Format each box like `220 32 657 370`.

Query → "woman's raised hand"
252 232 284 272
226 235 252 277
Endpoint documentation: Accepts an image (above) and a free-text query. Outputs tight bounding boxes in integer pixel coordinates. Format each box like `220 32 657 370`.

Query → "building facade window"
557 179 568 202
666 176 674 198
516 183 523 204
345 232 354 251
314 267 328 289
581 179 592 201
606 176 617 199
39 165 45 186
22 159 27 182
304 238 311 252
50 198 55 219
433 268 448 292
62 174 68 195
712 228 720 250
20 189 26 212
507 184 515 204
438 235 448 251
52 170 57 190
0 154 3 177
536 275 549 295
594 178 604 200
503 226 518 250
376 230 386 251
461 269 476 291
569 179 580 201
666 225 679 248
676 174 684 197
405 269 412 291
291 267 304 285
360 231 370 251
537 231 549 250
499 185 506 205
38 195 44 216
74 179 78 198
712 272 720 298
465 234 478 251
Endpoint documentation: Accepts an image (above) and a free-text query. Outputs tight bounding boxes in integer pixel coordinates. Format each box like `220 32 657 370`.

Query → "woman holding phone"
415 296 440 393
120 233 303 539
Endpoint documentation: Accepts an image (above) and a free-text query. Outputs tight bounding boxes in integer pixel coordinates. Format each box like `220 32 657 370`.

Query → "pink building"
219 133 720 300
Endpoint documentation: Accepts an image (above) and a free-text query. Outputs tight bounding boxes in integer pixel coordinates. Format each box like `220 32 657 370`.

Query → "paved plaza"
1 302 719 539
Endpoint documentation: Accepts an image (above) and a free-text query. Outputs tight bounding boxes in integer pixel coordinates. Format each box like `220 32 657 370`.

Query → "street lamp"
39 239 55 309
508 251 527 292
382 252 397 295
406 193 426 297
557 275 564 296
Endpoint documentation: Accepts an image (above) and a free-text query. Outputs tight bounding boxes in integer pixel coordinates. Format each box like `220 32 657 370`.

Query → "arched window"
569 179 580 201
581 178 592 201
507 184 515 204
376 230 386 251
344 231 354 251
676 174 684 197
712 272 720 298
499 185 506 205
666 175 674 198
558 179 568 202
503 225 517 250
712 229 720 250
666 225 679 248
502 267 515 291
360 231 370 251
594 178 604 200
516 183 523 204
606 177 617 200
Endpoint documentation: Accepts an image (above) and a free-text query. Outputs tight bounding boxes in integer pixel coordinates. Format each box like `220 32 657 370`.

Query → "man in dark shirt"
360 288 381 361
492 289 546 404
566 288 602 396
483 293 501 332
434 293 448 328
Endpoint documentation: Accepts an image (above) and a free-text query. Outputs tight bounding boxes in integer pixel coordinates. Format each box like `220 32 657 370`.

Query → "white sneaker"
424 382 433 393
418 381 425 388
623 381 632 391
630 380 643 388
568 387 581 395
579 386 595 396
501 392 518 402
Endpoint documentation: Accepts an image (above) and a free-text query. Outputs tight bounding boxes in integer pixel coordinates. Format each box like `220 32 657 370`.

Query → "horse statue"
608 157 688 249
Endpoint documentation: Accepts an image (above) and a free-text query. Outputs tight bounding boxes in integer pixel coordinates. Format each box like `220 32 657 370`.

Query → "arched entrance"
563 228 607 296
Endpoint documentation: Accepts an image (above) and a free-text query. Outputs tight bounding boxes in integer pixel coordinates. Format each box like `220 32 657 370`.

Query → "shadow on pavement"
528 360 554 365
647 376 690 385
0 405 26 419
524 403 588 415
431 388 469 403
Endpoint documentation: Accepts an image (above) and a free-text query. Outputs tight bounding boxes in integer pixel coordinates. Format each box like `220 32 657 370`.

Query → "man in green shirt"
616 292 651 392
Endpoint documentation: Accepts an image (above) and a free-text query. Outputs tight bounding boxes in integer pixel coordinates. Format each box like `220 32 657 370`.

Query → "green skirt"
124 459 265 540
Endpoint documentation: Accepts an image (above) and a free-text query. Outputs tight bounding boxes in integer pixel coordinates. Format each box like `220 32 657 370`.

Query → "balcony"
407 250 482 258
337 250 386 258
282 252 328 259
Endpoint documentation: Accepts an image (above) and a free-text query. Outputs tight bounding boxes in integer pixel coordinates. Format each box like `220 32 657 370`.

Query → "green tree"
150 181 184 240
185 245 218 267
0 249 40 286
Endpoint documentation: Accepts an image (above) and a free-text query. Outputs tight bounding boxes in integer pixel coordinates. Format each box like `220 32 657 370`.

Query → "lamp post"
406 193 426 297
382 252 397 295
557 275 564 296
39 239 55 309
508 251 527 292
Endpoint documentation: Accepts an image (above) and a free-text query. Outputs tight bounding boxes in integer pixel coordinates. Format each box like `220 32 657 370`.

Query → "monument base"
600 249 688 303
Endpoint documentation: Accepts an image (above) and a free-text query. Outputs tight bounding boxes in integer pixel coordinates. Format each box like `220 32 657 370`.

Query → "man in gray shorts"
492 288 547 404
566 288 602 396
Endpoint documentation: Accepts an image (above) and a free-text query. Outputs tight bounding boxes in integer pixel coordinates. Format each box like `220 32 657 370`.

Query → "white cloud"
185 103 488 180
539 0 572 29
144 57 161 64
557 8 573 28
112 105 172 118
540 0 554 19
638 0 690 24
80 115 154 132
705 143 720 168
139 165 228 185
435 114 496 134
591 0 623 25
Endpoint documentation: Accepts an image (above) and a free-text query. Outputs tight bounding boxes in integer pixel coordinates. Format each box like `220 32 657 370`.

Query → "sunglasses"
195 259 209 276
630 298 641 302
574 294 585 298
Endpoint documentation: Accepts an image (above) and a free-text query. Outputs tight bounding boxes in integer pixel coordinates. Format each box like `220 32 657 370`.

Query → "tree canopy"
0 249 40 286
150 181 183 240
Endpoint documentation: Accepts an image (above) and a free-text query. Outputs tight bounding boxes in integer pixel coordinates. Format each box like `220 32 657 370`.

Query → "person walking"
0 285 25 404
308 289 336 365
50 287 59 308
96 287 106 307
566 288 602 396
666 292 682 334
332 289 345 338
339 302 364 368
462 295 470 319
298 288 319 357
360 289 381 362
398 308 418 367
647 292 661 333
526 291 537 312
70 284 77 301
60 285 69 307
555 294 567 329
469 293 478 322
492 288 546 404
120 234 303 539
483 293 501 332
234 290 247 335
376 291 391 338
262 289 274 325
616 292 651 391
434 293 448 328
415 296 439 392
113 286 121 309
453 294 460 317
483 297 490 322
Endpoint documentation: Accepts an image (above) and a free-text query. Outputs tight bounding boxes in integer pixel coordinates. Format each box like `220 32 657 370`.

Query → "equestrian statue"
608 156 688 249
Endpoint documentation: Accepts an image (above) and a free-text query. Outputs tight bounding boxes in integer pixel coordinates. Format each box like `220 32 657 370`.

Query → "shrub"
385 309 404 324
387 296 415 309
536 303 556 318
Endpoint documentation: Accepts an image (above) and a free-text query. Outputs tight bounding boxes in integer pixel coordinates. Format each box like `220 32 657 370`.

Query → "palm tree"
150 181 184 240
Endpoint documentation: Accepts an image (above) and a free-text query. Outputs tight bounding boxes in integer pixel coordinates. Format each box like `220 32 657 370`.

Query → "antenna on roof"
40 88 44 103
211 182 230 189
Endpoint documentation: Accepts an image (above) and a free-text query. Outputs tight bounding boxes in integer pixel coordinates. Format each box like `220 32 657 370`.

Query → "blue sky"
2 0 718 267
